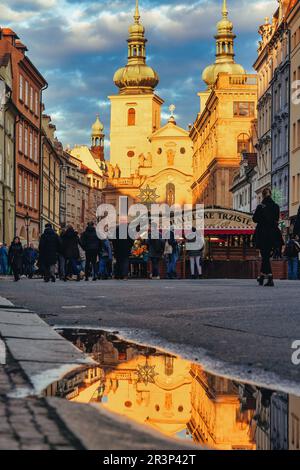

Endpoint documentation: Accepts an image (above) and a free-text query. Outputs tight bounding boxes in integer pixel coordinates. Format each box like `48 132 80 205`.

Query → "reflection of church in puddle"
45 332 256 450
70 1 194 210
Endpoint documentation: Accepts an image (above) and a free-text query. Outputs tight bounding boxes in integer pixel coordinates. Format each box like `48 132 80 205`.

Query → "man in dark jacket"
23 243 38 278
8 237 23 282
293 205 300 238
39 224 61 282
80 222 101 281
146 224 165 280
253 188 283 286
112 224 133 280
61 225 81 281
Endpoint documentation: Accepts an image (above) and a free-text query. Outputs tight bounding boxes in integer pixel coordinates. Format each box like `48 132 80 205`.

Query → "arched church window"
157 148 162 155
180 147 186 155
237 133 250 156
166 183 175 206
128 108 136 126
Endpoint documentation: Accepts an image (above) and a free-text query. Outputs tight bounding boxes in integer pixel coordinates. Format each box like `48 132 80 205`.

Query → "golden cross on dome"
169 104 176 116
222 0 228 18
134 0 140 23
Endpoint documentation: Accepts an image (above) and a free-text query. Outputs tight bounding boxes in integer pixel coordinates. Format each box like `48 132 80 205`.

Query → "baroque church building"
72 0 194 212
106 0 194 209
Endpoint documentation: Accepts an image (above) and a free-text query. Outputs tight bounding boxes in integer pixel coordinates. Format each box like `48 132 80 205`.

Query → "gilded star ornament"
169 104 176 116
137 185 160 204
136 363 158 386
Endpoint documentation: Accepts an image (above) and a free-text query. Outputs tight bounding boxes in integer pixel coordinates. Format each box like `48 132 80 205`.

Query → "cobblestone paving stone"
0 345 84 450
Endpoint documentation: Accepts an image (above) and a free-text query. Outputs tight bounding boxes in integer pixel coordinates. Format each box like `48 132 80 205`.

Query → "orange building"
190 1 257 209
0 28 47 244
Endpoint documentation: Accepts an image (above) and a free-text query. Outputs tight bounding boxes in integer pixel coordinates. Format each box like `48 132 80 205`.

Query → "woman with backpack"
253 188 283 287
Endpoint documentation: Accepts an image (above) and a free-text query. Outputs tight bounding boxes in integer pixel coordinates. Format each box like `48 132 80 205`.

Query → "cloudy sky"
1 0 277 155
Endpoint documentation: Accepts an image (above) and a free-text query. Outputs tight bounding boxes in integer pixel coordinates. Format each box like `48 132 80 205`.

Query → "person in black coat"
39 224 61 282
253 188 283 286
146 224 165 280
61 225 81 281
80 222 101 281
112 224 133 280
8 237 23 282
293 205 300 238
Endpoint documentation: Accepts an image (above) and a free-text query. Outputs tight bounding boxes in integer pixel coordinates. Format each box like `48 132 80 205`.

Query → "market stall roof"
203 207 255 235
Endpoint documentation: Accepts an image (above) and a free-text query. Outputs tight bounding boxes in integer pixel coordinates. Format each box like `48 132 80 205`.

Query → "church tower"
90 114 105 165
109 0 164 177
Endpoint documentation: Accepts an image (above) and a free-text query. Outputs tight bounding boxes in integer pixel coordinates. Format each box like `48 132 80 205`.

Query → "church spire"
222 0 228 17
202 0 245 88
134 0 140 23
215 0 235 63
113 0 159 94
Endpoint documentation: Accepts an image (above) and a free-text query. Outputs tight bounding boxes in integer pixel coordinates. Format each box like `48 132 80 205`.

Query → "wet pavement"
1 277 300 389
1 277 300 450
45 328 300 451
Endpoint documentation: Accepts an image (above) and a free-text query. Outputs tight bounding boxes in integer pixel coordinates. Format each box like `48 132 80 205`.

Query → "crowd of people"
0 222 204 283
2 188 300 285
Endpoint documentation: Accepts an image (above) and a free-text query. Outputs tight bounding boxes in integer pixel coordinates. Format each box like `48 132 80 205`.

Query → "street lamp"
24 212 31 247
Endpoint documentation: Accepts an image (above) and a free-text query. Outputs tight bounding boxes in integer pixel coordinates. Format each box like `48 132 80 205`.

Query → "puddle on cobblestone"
43 328 300 451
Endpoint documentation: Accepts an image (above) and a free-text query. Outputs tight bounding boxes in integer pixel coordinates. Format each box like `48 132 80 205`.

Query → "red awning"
205 229 255 235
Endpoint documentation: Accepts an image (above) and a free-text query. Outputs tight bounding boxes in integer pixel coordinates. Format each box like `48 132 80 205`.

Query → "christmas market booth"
127 207 287 280
200 207 287 279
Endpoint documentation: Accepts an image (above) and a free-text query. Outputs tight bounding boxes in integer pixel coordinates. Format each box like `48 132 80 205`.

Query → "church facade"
103 1 193 211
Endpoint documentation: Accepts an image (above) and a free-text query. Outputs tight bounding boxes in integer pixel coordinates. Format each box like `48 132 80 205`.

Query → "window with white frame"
24 176 28 205
19 75 23 101
24 127 28 156
34 181 37 209
29 131 33 159
35 91 39 115
30 87 33 111
19 123 23 153
25 81 29 106
34 136 38 162
18 172 22 203
29 178 33 208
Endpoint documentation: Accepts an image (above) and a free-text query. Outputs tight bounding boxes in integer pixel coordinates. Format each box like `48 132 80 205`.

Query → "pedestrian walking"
112 224 133 280
8 237 23 282
61 225 81 281
23 243 38 278
146 225 165 280
164 228 180 279
253 188 283 287
284 235 300 280
186 227 204 279
58 227 66 281
39 224 61 282
0 243 8 275
293 205 300 238
99 237 113 280
80 222 101 281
